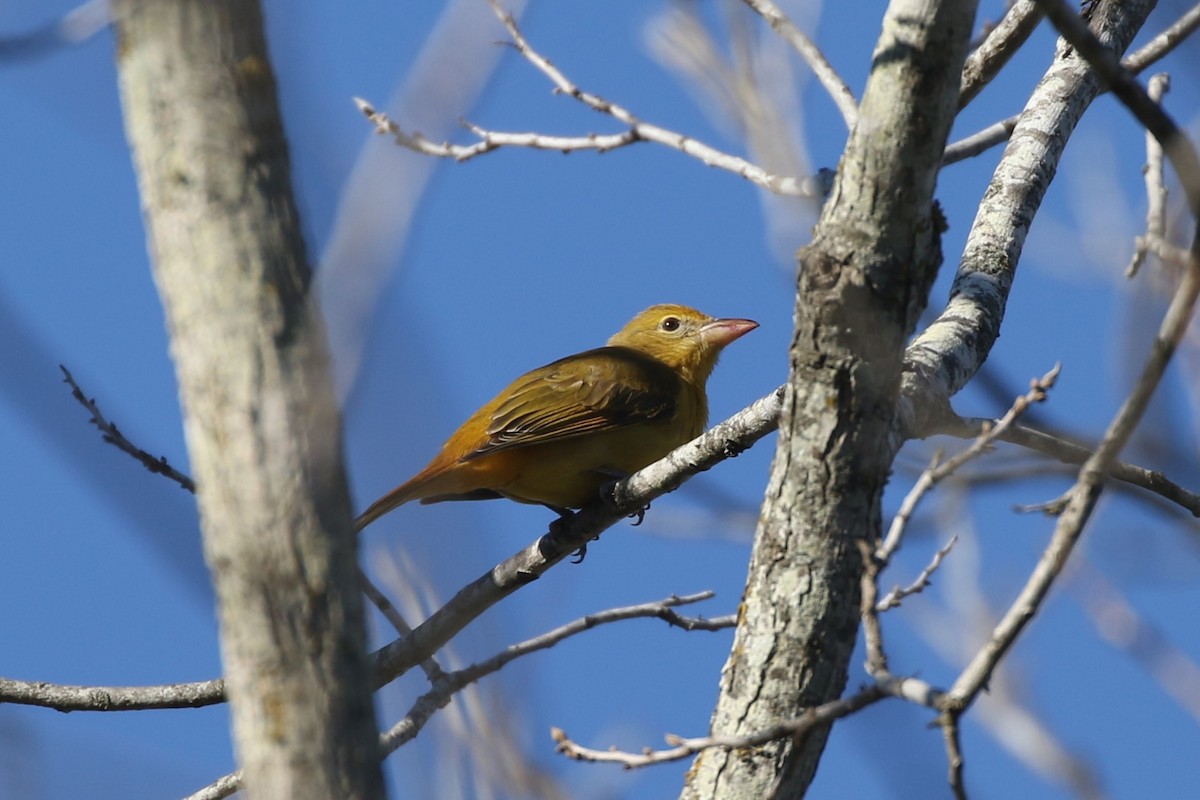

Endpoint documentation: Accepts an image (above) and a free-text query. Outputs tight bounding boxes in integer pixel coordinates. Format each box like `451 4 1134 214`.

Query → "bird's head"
607 304 758 386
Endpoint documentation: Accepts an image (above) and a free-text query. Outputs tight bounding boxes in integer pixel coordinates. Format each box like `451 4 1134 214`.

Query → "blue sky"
2 1 1199 798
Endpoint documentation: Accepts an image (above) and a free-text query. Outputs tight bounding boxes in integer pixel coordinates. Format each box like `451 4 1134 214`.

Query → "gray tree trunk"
112 2 386 798
682 1 977 797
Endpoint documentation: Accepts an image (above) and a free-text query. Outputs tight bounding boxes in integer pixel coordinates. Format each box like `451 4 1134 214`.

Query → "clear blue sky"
2 2 1199 798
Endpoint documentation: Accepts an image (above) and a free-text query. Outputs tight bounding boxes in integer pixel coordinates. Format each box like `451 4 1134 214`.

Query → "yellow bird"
355 304 757 531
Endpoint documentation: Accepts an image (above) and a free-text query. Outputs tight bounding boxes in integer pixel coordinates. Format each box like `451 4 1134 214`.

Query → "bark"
112 2 385 799
681 1 977 797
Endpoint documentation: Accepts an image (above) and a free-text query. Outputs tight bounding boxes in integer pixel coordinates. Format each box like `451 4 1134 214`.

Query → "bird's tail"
354 469 436 532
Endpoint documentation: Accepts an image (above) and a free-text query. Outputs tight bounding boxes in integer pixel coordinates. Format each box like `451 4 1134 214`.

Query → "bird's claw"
545 507 594 564
628 504 650 526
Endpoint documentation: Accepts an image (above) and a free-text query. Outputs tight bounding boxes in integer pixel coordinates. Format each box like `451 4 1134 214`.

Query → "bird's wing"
467 347 679 458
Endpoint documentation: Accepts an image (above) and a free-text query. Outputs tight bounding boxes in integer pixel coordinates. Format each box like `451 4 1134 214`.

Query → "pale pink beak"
700 317 759 347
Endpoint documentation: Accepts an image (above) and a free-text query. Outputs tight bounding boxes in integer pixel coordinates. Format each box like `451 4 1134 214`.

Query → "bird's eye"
660 316 681 332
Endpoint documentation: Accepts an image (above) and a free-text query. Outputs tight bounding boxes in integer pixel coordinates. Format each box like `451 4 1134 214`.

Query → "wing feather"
467 346 678 458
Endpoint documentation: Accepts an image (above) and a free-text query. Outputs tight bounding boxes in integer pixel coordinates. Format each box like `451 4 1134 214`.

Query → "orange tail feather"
354 461 447 532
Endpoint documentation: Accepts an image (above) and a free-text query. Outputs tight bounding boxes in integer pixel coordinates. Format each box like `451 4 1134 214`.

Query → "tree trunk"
112 2 386 798
682 1 977 797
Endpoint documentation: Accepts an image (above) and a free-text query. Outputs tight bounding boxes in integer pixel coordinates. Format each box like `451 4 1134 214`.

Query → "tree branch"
381 591 731 754
901 0 1158 440
943 2 1200 165
191 592 730 799
354 2 830 198
958 0 1044 109
1033 0 1200 215
946 419 1200 517
60 365 195 493
741 0 858 130
0 676 225 712
881 366 1060 561
1127 73 1171 278
940 0 1200 721
553 683 890 769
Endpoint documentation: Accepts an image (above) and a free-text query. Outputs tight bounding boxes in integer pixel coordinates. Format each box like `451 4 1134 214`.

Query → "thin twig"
880 366 1060 561
942 0 1200 715
935 419 1200 517
354 1 828 198
552 683 889 769
942 228 1200 720
56 369 451 696
551 669 943 770
876 535 959 612
1122 1 1200 74
358 567 447 684
60 365 195 493
379 590 728 754
741 0 858 129
1127 73 1171 277
942 712 968 799
858 540 890 677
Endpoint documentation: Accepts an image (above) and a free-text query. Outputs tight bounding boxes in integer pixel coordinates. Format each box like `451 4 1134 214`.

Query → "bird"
354 304 757 532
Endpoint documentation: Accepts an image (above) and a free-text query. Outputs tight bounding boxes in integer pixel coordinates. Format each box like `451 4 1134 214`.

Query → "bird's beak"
700 317 759 347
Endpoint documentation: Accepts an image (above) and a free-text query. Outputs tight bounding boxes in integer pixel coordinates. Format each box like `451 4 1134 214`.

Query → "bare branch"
60 365 195 493
358 567 448 684
925 408 1200 517
182 772 241 800
355 2 831 198
551 670 942 771
191 591 725 798
379 591 726 754
943 115 1019 165
943 235 1200 718
901 0 1158 441
0 675 225 711
876 535 959 612
1122 2 1200 74
63 363 452 689
1032 0 1200 216
552 683 889 769
12 387 780 715
883 366 1060 560
941 713 968 800
858 540 891 678
860 538 954 702
1127 73 1171 277
944 2 1200 165
959 0 1044 109
741 0 858 129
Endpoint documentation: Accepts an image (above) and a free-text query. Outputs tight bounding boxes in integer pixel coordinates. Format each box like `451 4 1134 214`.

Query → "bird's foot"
596 474 650 526
544 506 594 564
